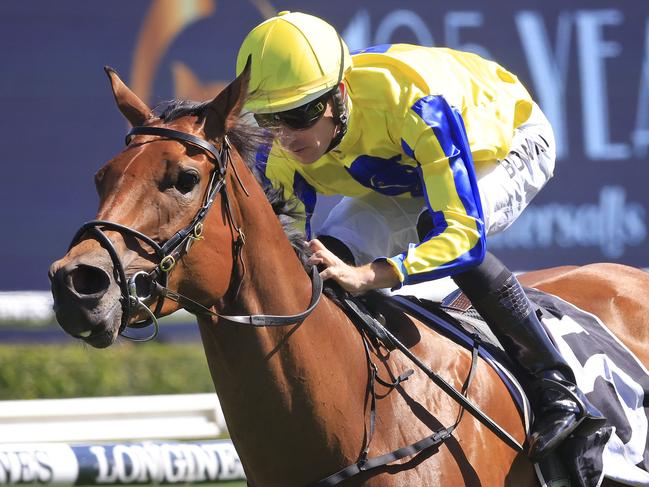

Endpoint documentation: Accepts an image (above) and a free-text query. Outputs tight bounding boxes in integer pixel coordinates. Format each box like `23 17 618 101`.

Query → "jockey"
236 11 606 461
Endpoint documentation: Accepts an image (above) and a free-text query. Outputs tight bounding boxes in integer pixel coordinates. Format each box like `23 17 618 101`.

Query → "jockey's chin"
285 144 327 165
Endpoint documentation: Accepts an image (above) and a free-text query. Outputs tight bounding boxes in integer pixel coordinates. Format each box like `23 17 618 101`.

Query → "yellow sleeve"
386 95 486 286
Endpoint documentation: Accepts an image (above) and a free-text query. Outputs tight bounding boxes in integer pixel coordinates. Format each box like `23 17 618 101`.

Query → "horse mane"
155 100 311 268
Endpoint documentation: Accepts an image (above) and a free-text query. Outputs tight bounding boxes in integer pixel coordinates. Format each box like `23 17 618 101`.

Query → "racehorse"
48 64 648 487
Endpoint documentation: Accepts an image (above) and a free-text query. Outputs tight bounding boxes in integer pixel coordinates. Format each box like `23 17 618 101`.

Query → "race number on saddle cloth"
254 43 556 285
528 290 649 487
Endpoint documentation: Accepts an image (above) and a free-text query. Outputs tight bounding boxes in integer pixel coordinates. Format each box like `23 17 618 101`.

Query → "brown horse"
48 65 648 486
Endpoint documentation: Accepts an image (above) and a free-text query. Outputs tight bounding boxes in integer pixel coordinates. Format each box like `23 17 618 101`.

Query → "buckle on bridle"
160 255 176 272
193 222 204 240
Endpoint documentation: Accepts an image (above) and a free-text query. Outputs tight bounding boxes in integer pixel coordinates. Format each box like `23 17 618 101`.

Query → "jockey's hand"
307 239 401 294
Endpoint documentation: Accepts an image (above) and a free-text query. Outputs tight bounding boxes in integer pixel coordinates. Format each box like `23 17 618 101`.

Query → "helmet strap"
325 33 349 154
325 83 348 153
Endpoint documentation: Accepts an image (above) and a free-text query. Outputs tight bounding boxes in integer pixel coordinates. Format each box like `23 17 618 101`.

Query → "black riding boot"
453 252 606 462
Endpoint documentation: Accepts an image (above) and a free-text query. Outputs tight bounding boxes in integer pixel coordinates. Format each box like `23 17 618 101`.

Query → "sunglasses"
254 93 330 130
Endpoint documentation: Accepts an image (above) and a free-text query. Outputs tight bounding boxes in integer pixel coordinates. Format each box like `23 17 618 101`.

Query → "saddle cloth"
380 287 649 487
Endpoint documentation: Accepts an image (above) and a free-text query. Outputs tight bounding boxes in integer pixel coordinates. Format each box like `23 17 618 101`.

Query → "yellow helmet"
236 11 352 113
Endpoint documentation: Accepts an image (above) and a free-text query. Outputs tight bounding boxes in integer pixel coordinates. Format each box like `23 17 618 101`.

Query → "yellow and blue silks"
256 44 534 286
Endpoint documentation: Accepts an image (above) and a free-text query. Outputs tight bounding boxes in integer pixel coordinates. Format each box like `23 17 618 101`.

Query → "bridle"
69 125 322 341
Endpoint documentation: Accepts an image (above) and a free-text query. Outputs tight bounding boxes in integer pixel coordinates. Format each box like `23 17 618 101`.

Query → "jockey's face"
275 99 337 165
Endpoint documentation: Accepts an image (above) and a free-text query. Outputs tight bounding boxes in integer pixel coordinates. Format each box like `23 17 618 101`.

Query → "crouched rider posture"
236 11 606 462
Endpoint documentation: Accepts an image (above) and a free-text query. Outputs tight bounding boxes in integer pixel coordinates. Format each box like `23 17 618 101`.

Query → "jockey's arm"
382 95 486 288
309 96 486 293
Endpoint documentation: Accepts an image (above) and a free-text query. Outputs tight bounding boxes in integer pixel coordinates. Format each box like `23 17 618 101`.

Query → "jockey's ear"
104 66 153 127
203 55 250 141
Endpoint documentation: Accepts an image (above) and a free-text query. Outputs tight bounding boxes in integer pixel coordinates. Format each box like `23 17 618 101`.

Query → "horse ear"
203 56 251 140
104 66 153 127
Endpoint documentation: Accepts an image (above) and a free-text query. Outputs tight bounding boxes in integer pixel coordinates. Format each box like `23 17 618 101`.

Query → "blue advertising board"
0 0 647 290
0 440 244 484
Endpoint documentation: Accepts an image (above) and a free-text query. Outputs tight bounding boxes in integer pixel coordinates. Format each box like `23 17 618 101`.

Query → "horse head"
48 62 259 347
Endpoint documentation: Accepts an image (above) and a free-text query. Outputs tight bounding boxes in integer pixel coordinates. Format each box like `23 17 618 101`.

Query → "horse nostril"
70 264 111 297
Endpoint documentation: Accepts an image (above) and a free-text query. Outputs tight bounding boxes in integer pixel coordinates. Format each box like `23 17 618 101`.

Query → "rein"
69 126 322 340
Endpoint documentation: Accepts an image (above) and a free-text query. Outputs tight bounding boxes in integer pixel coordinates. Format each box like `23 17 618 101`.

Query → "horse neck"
224 163 314 319
210 157 340 363
197 157 368 482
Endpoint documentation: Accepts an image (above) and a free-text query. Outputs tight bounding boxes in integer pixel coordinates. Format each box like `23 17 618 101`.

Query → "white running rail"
0 393 226 443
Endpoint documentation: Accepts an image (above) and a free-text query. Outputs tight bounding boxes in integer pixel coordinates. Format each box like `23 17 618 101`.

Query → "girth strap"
310 427 455 486
309 329 481 486
329 290 523 452
377 314 523 452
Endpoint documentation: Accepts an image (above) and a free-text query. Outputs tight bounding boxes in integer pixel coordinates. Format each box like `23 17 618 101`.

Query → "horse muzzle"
48 255 123 348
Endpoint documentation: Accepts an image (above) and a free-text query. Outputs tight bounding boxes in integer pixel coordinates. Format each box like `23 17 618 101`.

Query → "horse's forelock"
155 99 267 173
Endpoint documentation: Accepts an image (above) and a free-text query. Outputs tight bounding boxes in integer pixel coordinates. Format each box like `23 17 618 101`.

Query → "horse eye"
175 170 200 194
